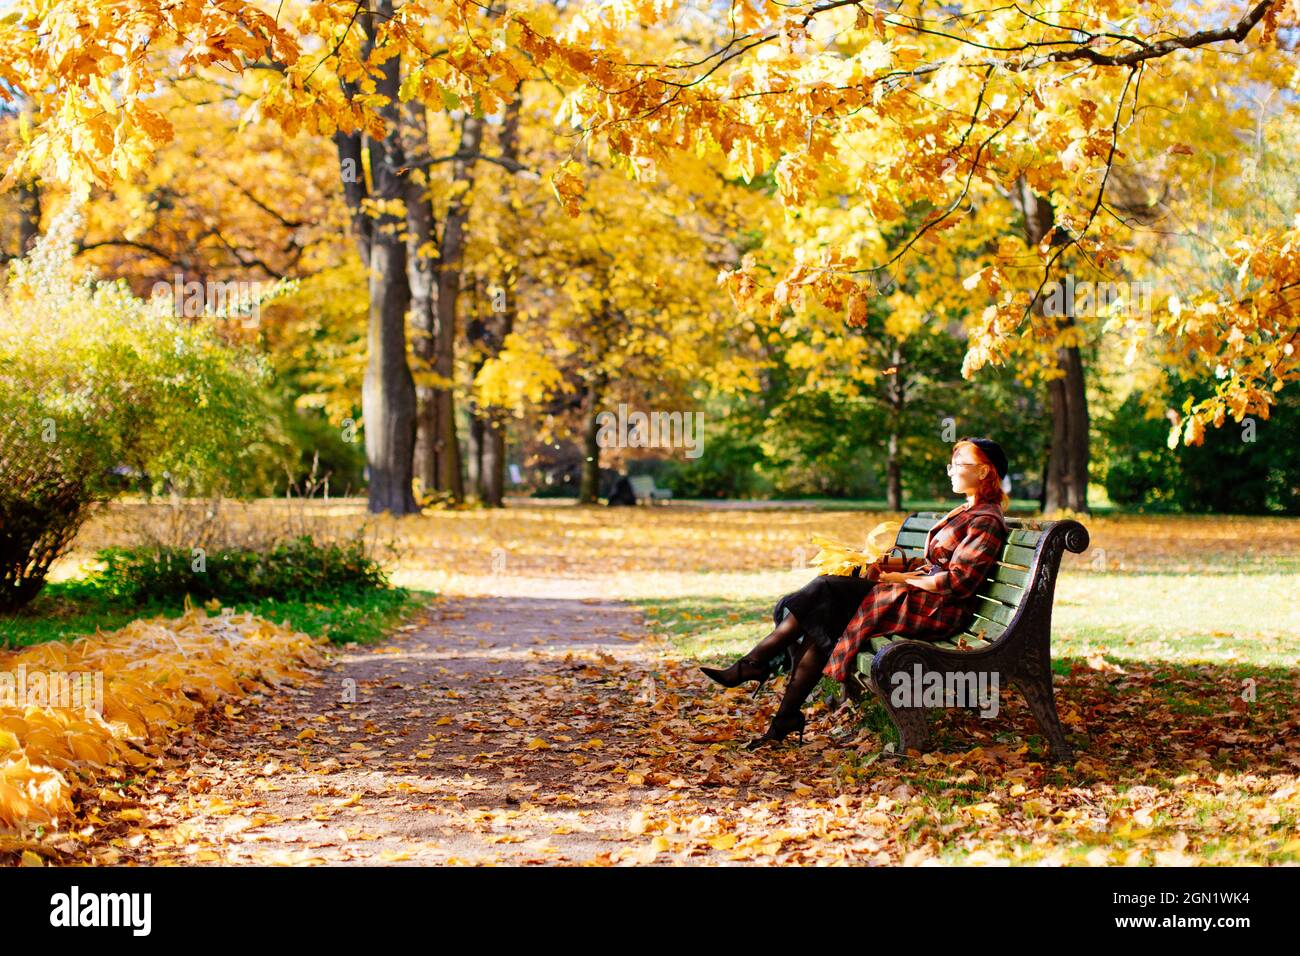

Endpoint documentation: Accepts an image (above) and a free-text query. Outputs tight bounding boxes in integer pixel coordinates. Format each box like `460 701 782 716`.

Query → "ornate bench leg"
882 698 931 754
870 676 930 754
1014 673 1073 762
868 647 935 754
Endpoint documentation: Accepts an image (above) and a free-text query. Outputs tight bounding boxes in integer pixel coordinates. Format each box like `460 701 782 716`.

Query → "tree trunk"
419 113 485 503
18 179 40 253
466 383 484 497
885 342 904 511
579 377 604 504
466 87 521 508
1043 345 1090 512
1015 178 1090 514
360 0 418 515
474 277 513 508
466 276 513 508
364 244 418 514
466 274 486 496
403 102 440 498
334 129 371 264
480 418 506 506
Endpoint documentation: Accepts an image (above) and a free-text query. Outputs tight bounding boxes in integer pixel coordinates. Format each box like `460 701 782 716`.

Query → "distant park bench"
778 511 1089 761
628 475 673 505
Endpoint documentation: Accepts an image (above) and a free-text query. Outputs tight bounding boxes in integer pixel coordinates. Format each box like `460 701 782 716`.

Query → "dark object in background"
607 475 637 506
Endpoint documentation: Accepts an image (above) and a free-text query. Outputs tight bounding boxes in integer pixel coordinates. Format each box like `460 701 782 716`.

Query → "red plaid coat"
823 501 1010 683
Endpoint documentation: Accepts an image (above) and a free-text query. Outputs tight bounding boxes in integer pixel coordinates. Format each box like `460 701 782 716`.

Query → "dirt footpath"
137 576 887 866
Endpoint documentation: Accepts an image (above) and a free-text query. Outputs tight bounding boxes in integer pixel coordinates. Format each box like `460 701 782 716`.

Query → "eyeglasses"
946 460 983 473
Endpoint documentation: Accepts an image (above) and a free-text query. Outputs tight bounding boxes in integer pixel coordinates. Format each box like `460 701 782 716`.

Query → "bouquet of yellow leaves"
808 520 904 576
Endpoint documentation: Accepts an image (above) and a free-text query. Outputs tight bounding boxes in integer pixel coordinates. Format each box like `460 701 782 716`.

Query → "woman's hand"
878 564 936 587
877 569 928 585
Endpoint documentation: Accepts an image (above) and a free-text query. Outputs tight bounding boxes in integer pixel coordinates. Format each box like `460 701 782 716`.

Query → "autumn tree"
538 0 1300 510
5 0 1297 517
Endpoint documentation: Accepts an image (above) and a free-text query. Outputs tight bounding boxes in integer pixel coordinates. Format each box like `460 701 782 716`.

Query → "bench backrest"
628 476 657 497
892 511 1088 650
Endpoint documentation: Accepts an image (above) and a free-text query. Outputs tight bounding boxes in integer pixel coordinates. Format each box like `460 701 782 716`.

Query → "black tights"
747 611 830 718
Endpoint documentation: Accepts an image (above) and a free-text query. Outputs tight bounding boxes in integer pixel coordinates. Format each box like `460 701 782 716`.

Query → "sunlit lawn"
653 569 1300 669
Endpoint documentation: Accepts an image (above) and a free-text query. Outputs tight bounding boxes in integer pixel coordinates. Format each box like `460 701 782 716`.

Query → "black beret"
958 436 1008 480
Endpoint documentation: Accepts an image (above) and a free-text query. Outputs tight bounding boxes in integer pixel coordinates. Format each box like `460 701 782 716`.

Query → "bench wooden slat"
859 632 996 661
966 613 1008 641
1001 543 1036 567
992 564 1029 588
895 530 929 549
978 580 1025 607
897 518 1038 550
1007 528 1043 547
940 632 994 650
972 595 1015 626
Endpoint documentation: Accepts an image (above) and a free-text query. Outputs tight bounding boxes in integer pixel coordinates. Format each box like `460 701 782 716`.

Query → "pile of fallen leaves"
0 608 327 856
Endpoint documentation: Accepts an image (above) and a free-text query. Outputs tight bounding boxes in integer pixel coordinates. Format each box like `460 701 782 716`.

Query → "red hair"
954 440 1009 511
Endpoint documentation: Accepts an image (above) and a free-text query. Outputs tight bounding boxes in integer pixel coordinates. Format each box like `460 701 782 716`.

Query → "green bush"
0 206 283 610
1100 375 1300 515
1097 393 1185 512
653 426 768 499
83 535 392 605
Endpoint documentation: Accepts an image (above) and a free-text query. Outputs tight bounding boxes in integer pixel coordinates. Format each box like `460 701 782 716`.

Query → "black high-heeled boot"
744 639 825 750
745 708 806 750
699 653 772 697
701 612 803 697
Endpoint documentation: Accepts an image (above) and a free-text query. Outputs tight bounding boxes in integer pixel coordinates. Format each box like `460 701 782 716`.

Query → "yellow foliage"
0 609 326 833
473 332 564 411
807 520 901 576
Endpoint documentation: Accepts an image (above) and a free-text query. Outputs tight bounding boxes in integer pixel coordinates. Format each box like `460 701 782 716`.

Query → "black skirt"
773 569 878 658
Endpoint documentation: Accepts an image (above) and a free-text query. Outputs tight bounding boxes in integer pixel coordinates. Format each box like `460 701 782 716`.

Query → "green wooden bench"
778 511 1089 761
628 475 673 504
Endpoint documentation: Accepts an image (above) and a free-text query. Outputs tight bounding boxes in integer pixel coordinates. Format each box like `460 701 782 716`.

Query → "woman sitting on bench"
699 436 1011 750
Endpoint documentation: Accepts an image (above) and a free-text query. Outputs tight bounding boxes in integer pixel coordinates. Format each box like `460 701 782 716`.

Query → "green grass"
641 568 1300 670
0 580 427 648
1051 571 1300 667
639 595 768 661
